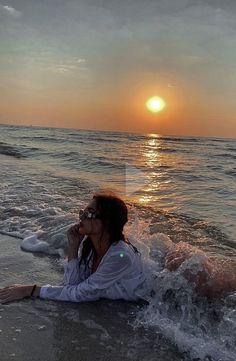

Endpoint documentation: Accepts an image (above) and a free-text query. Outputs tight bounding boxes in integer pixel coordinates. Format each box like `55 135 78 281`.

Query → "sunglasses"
79 209 101 220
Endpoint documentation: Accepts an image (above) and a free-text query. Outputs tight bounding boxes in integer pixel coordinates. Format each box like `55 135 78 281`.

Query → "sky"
1 0 236 137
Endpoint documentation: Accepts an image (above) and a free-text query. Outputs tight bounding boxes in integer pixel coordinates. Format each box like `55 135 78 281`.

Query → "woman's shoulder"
110 240 138 257
111 239 130 249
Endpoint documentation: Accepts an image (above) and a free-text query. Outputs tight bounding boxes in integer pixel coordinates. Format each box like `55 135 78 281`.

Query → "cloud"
45 58 87 75
0 4 22 17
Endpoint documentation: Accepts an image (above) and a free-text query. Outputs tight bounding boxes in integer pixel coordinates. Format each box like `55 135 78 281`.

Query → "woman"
0 192 147 304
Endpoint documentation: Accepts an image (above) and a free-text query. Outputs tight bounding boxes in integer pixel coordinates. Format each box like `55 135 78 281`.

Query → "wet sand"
0 235 183 361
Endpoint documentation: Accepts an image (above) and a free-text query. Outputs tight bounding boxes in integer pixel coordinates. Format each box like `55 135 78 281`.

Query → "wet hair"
79 191 138 270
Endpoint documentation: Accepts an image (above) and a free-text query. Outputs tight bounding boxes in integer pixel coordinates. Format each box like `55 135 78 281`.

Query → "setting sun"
146 96 166 113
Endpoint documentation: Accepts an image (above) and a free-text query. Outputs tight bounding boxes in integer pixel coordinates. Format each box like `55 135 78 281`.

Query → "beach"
1 0 236 359
0 235 184 361
0 124 236 361
0 235 59 361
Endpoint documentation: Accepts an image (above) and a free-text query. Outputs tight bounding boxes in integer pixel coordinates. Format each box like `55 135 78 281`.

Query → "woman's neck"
90 233 110 257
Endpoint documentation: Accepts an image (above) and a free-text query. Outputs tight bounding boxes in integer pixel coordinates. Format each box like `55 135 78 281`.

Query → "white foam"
125 216 174 260
21 234 63 256
126 218 236 361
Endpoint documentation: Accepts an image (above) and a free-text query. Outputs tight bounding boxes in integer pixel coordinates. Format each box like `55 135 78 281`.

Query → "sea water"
0 123 236 361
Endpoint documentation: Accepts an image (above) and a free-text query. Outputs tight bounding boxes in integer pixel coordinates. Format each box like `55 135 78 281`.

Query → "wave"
215 153 236 160
21 234 64 256
17 134 123 145
226 147 236 152
225 169 236 177
50 151 125 171
208 138 232 143
86 137 122 143
78 157 124 172
71 133 124 143
156 136 200 143
69 131 146 143
18 135 68 143
127 222 236 361
158 147 178 153
0 141 26 159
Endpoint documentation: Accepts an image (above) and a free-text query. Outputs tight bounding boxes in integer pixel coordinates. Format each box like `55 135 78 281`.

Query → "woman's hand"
67 224 84 261
67 224 83 246
0 284 32 304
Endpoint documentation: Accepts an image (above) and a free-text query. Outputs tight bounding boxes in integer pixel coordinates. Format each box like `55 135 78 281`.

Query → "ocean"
0 123 236 361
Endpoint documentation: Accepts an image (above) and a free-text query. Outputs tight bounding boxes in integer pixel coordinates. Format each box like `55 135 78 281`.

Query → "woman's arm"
0 247 133 304
0 226 84 304
39 251 132 302
0 284 41 304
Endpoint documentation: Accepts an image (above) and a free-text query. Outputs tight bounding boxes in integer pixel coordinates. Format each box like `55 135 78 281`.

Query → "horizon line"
0 121 235 141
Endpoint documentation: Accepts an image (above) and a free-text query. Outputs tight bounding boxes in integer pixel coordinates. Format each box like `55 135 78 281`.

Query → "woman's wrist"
25 285 41 298
33 285 41 298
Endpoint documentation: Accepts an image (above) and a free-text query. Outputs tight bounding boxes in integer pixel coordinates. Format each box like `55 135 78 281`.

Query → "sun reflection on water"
146 138 160 168
139 194 154 203
129 135 178 208
137 137 163 204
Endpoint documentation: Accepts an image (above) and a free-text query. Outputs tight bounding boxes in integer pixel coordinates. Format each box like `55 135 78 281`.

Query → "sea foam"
21 234 64 256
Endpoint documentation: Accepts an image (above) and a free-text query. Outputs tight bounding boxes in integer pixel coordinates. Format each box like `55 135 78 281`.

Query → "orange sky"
1 1 236 138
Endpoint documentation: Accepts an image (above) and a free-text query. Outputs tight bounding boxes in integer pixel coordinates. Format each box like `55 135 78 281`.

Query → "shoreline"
0 235 61 361
0 235 183 361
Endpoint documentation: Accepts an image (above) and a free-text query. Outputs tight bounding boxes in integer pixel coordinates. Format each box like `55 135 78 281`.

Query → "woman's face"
78 198 104 236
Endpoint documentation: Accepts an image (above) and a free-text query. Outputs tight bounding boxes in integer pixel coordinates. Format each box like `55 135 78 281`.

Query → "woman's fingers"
0 286 11 291
1 296 13 304
67 224 83 246
0 287 10 294
0 285 27 304
0 290 10 295
0 285 19 292
0 290 10 297
0 292 11 303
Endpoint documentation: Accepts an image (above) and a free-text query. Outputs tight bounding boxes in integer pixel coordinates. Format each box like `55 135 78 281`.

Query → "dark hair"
79 191 138 270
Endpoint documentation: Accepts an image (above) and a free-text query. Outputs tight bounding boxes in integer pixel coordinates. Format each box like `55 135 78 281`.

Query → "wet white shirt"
39 240 147 302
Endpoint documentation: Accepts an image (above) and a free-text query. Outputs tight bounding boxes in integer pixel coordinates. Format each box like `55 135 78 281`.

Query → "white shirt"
39 240 147 302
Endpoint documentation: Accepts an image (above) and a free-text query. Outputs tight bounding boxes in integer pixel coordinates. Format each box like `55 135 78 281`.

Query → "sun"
146 96 166 113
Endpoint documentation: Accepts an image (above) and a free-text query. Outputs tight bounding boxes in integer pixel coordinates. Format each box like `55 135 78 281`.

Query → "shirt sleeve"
63 258 86 285
40 251 132 302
